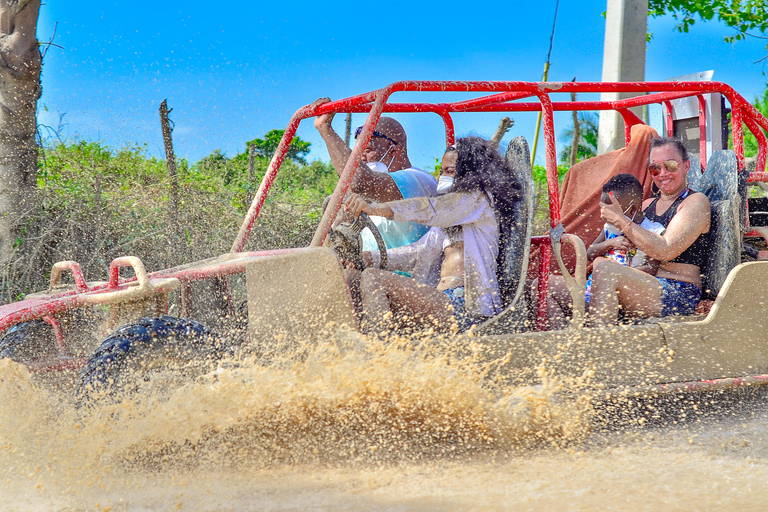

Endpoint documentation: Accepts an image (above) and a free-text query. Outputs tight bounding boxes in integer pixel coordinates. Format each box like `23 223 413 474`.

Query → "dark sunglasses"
354 126 398 146
647 160 680 177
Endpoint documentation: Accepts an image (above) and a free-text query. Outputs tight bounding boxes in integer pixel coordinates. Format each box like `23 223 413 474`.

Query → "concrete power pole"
597 0 648 154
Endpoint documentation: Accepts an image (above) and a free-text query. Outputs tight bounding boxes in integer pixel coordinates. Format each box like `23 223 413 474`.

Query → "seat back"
478 136 535 334
689 150 743 299
497 136 535 308
703 199 741 299
688 150 737 201
684 152 701 185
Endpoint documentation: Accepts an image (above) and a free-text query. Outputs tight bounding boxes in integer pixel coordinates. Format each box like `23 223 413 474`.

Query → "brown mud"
1 329 766 511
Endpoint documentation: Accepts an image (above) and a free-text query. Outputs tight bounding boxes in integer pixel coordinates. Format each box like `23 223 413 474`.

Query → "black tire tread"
0 320 58 363
78 315 222 397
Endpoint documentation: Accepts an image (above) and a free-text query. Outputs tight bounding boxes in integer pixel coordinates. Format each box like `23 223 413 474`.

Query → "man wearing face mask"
312 97 437 250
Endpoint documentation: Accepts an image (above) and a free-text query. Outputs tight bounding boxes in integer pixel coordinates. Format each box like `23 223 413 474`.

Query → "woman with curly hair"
344 136 521 333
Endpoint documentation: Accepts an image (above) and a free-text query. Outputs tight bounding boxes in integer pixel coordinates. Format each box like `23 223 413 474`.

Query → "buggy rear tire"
77 315 226 402
0 320 58 364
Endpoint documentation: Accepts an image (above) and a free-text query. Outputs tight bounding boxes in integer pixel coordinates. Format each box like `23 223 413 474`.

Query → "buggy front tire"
77 315 226 403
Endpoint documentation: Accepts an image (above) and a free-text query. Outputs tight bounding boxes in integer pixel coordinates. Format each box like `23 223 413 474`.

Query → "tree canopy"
559 112 599 164
248 129 311 165
649 1 768 48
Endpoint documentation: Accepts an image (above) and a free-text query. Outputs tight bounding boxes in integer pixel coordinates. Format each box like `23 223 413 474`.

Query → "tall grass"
0 140 336 301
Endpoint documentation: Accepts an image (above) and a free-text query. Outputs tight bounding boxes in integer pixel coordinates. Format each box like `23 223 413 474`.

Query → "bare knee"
591 261 620 289
360 269 387 295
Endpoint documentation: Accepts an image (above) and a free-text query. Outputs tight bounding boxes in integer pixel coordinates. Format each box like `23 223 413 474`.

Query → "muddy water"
1 330 767 511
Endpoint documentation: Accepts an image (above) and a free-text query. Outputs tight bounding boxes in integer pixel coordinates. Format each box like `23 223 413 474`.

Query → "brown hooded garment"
540 124 660 275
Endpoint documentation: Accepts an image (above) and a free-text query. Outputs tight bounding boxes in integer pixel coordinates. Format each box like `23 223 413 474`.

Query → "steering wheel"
330 212 388 271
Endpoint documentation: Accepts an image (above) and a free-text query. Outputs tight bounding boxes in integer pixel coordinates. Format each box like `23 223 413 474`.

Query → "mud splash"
0 328 594 509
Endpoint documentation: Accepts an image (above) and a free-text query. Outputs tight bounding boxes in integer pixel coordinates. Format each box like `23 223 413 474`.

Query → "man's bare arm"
312 97 353 176
490 117 514 150
312 98 403 202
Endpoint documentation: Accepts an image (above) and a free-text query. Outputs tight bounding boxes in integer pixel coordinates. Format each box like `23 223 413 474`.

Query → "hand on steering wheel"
330 195 388 271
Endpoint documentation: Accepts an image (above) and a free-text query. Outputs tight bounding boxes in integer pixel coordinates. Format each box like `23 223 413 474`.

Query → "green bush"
0 139 336 301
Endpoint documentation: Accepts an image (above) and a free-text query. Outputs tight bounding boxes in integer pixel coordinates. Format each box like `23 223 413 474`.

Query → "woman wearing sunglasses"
589 137 711 324
343 137 521 334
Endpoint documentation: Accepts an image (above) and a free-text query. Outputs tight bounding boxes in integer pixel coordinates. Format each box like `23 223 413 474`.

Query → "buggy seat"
687 150 748 303
478 136 535 334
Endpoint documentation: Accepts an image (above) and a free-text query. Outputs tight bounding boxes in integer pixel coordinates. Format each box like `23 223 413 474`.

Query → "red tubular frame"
697 95 708 169
3 80 768 339
663 101 675 138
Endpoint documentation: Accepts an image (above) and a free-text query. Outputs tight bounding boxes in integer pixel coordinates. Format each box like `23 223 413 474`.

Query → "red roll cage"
2 80 767 344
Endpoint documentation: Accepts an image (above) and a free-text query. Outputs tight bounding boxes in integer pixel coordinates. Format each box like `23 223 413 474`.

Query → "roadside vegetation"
3 85 767 302
0 134 335 301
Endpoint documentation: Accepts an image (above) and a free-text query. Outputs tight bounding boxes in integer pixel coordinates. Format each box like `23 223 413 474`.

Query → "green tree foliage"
649 1 768 48
531 163 569 187
558 112 599 164
740 84 768 162
190 143 337 209
248 129 311 164
729 83 768 194
530 163 569 234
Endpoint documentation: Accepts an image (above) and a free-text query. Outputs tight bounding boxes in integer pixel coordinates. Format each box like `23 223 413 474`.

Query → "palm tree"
559 112 598 164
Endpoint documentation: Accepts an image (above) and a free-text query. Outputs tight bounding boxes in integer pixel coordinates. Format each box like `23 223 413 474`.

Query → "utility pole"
597 0 648 154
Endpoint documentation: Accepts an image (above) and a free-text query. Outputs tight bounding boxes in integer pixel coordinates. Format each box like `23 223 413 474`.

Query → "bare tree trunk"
344 112 352 148
247 141 255 206
490 117 514 150
159 99 181 264
0 0 41 262
569 90 581 168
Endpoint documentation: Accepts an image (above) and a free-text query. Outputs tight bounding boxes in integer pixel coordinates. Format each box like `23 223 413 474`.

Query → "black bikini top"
643 188 710 269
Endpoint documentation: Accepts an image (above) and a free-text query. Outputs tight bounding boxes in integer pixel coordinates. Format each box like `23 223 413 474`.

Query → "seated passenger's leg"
589 261 663 324
546 274 573 330
343 267 363 315
359 269 454 333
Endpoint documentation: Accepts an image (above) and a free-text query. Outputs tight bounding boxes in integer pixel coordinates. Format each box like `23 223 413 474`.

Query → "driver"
311 97 437 251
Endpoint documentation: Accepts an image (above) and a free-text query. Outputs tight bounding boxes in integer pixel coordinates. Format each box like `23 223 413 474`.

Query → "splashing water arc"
1 323 768 511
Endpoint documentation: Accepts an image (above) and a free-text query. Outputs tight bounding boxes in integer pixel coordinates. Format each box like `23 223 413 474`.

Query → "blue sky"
37 1 768 169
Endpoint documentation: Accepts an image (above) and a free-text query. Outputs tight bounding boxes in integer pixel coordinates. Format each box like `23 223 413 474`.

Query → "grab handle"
107 256 152 291
551 225 587 327
49 261 89 293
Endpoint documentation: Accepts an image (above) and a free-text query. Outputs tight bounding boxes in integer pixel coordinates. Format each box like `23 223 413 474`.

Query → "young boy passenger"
584 174 666 302
548 174 665 326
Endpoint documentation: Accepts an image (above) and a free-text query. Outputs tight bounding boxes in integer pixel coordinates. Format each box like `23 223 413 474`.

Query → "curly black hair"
602 173 643 200
449 136 522 218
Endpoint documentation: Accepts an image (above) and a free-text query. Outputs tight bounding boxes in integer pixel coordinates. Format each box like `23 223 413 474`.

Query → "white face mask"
437 175 454 193
365 143 396 173
366 161 388 173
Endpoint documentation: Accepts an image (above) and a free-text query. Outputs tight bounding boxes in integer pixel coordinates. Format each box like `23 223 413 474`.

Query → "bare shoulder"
642 197 655 209
679 191 710 213
674 191 711 232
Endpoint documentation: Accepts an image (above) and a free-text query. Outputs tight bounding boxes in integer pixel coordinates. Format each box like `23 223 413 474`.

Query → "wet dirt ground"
2 334 767 511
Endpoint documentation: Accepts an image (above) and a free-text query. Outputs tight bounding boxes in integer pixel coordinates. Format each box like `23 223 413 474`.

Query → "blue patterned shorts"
657 277 701 316
443 287 484 332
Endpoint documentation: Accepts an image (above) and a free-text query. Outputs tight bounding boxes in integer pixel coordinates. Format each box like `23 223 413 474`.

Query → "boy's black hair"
602 173 643 201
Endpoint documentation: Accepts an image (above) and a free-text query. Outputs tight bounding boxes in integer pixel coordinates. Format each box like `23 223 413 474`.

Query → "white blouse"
370 190 502 317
